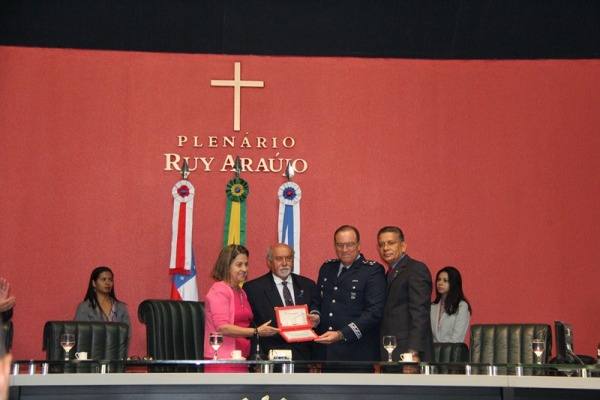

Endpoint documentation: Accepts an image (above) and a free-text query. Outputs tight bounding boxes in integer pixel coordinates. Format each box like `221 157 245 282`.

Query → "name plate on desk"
275 305 317 343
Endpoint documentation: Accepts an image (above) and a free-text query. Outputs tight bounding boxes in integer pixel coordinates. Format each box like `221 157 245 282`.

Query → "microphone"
247 318 263 361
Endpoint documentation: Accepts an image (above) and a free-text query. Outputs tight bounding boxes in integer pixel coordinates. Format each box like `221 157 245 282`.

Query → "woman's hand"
257 320 279 337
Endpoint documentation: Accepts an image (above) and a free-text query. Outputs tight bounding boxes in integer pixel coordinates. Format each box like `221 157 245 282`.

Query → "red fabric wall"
1 46 599 359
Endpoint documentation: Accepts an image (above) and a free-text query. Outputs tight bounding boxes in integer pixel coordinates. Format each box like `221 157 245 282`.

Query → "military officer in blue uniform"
311 225 387 371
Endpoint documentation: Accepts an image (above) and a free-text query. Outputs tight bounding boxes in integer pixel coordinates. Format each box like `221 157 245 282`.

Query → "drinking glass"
382 335 397 362
209 332 224 360
60 333 76 361
531 339 545 364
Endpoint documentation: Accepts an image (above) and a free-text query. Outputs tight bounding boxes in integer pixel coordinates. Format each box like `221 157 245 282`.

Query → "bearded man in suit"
378 226 434 364
244 243 318 367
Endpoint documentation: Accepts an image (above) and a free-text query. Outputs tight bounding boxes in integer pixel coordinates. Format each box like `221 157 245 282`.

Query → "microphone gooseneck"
248 318 263 361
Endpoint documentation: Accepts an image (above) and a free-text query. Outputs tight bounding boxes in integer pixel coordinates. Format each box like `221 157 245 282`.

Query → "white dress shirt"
272 274 295 305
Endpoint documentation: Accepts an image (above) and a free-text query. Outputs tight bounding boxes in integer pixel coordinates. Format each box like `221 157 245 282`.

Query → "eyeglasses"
335 242 357 249
378 240 401 248
273 256 294 262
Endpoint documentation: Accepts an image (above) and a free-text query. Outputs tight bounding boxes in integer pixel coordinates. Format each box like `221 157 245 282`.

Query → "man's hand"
0 279 10 301
0 279 14 313
314 331 343 345
308 313 320 328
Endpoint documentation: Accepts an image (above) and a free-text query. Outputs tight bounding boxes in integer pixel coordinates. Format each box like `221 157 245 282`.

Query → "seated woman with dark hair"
431 266 472 343
74 266 131 332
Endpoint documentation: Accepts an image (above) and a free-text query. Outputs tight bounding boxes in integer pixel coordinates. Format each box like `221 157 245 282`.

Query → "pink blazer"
204 281 247 359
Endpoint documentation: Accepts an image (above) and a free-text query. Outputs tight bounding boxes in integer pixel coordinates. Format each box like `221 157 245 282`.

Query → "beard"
278 267 292 279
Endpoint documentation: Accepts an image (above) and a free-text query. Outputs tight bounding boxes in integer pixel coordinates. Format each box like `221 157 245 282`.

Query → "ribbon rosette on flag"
168 165 198 301
223 176 249 246
278 180 302 273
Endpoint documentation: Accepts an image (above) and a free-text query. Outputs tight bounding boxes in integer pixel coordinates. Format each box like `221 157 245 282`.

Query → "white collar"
272 274 290 285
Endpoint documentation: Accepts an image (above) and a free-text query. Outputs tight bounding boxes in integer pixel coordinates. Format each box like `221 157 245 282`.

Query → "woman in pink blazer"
204 244 279 372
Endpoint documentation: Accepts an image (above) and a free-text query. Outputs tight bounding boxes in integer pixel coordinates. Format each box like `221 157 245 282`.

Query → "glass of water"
531 339 545 364
382 335 397 362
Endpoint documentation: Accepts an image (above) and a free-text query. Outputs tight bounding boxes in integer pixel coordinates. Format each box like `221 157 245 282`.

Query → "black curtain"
1 0 599 59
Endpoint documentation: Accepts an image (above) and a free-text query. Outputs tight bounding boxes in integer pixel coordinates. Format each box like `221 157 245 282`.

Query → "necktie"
387 267 395 283
281 280 294 306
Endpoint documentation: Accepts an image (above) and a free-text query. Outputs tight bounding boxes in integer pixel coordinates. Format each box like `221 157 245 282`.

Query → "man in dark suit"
378 226 434 363
311 225 386 371
244 243 318 367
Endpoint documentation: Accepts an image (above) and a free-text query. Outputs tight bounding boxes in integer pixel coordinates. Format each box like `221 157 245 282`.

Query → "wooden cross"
211 62 264 131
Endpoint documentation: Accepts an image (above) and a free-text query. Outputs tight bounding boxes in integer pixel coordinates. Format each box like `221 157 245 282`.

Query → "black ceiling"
1 0 599 59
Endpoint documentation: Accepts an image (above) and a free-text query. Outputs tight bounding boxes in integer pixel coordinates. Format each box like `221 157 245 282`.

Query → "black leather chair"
470 323 552 375
434 342 469 363
138 299 205 372
1 321 13 353
434 342 469 374
43 321 129 373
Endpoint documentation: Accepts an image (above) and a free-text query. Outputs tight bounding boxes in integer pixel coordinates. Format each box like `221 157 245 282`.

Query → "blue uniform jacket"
310 254 386 361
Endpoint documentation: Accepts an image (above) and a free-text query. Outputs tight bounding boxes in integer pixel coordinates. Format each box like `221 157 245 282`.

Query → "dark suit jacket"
244 272 318 361
311 254 386 362
380 254 435 362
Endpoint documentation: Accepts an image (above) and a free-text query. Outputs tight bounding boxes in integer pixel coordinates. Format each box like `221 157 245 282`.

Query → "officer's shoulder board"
361 259 379 266
324 258 340 264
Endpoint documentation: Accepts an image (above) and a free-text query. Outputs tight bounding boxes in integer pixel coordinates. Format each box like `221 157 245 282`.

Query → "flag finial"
285 161 294 182
181 159 190 180
234 156 242 177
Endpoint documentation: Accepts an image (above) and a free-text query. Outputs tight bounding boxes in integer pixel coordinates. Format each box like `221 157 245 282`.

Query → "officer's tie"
337 266 349 277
